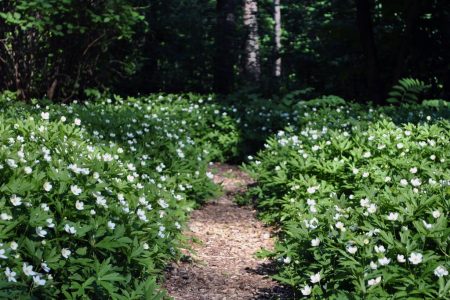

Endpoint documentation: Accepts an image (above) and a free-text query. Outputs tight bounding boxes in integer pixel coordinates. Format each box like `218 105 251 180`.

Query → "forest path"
163 164 291 300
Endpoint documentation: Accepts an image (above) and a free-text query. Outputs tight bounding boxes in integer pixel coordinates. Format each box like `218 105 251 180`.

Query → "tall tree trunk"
273 0 281 78
393 0 422 84
355 0 382 103
243 0 261 84
214 0 237 94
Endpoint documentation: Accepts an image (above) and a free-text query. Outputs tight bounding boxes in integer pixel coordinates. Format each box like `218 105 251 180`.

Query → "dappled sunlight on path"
163 164 292 300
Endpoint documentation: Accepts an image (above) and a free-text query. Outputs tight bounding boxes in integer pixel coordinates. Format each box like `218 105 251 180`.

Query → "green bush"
245 101 450 298
0 93 239 298
0 0 145 100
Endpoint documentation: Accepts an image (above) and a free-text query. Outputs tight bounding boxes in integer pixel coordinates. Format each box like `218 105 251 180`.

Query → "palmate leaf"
328 291 356 300
1 176 35 194
272 274 299 286
0 280 29 299
94 236 132 250
0 219 21 240
439 278 450 298
93 258 126 295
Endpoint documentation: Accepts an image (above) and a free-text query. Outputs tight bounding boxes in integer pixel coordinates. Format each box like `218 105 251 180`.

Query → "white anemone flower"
300 285 312 296
10 241 18 250
368 276 381 286
1 213 12 220
374 245 386 253
346 245 357 254
61 248 71 259
307 186 318 194
41 262 50 273
387 212 399 221
36 227 48 237
46 218 55 228
422 220 433 230
64 224 76 235
5 267 17 282
107 221 116 230
6 159 18 169
360 198 370 207
10 194 22 206
41 112 50 120
23 263 36 276
70 185 82 196
434 266 448 278
397 254 406 263
378 257 391 266
367 204 377 214
311 238 320 247
408 252 423 265
432 210 441 219
43 182 53 192
75 200 84 210
410 178 421 187
310 272 321 283
335 221 345 231
33 275 46 286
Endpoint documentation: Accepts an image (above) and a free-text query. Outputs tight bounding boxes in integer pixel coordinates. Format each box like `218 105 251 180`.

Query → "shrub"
245 101 450 298
0 0 145 100
0 93 239 298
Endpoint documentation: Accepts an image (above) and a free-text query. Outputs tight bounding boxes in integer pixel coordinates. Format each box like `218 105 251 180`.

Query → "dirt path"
163 164 292 300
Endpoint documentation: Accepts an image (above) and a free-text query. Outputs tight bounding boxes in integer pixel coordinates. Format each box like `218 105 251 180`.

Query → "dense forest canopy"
1 0 449 102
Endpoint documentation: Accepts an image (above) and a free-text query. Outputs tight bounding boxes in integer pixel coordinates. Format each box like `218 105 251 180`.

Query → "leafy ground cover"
0 93 239 298
244 98 450 298
1 91 449 299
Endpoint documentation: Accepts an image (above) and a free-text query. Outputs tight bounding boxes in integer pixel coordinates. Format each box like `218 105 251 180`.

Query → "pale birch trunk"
273 0 281 78
243 0 261 83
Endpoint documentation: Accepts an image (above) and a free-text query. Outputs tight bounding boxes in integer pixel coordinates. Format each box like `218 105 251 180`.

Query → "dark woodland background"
1 0 449 103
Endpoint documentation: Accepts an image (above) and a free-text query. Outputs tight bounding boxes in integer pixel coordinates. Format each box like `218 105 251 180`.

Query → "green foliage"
422 99 450 109
0 0 145 100
387 78 430 104
244 100 450 298
125 0 218 94
1 0 450 100
0 93 239 298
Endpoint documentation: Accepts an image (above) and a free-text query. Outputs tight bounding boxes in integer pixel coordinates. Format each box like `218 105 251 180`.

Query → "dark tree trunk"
355 0 382 103
214 0 237 94
393 0 422 84
243 0 261 84
273 0 281 78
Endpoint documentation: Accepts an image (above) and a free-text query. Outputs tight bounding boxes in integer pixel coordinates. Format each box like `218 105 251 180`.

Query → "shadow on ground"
245 261 295 300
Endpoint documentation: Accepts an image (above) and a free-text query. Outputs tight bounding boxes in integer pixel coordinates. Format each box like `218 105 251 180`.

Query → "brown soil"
163 164 293 300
